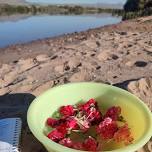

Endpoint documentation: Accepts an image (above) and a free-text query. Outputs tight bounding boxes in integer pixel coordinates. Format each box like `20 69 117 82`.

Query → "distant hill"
0 0 28 5
0 0 123 9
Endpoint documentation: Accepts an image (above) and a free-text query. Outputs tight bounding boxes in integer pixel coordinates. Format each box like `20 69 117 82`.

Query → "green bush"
123 0 152 20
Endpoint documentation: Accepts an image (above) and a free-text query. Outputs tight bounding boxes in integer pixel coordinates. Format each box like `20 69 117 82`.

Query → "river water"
0 14 122 48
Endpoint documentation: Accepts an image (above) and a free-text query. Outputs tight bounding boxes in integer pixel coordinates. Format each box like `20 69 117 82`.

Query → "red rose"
59 105 75 117
59 138 73 148
83 136 98 151
104 106 121 121
46 118 60 128
96 117 118 139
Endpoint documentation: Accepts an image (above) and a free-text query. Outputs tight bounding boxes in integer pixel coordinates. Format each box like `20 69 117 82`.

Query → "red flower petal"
83 136 98 151
46 118 60 128
78 99 97 112
59 138 73 148
87 99 97 106
47 122 68 142
96 117 118 139
59 105 75 117
87 109 102 124
67 119 78 130
47 129 66 142
56 123 68 134
104 106 121 121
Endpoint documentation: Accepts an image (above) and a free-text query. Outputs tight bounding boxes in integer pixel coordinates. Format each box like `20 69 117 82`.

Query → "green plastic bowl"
27 82 152 152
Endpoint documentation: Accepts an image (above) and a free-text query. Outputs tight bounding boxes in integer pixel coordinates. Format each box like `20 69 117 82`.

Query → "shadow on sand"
0 93 47 152
0 93 36 127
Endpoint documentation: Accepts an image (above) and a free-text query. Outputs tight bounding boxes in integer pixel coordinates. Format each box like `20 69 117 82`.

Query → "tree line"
0 0 151 20
123 0 152 20
0 4 123 16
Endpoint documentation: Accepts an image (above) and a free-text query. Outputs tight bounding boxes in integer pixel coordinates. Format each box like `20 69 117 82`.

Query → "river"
0 14 122 48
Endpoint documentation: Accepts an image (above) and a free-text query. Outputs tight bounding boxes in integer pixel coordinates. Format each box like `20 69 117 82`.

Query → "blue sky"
26 0 126 4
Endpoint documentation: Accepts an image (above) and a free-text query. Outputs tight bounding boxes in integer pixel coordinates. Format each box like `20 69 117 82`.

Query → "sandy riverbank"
0 16 152 152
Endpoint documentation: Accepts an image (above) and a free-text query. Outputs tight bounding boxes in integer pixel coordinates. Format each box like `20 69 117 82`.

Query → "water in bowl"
44 100 147 151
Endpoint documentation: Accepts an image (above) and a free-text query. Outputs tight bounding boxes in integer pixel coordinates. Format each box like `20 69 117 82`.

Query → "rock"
0 87 10 95
125 61 134 67
83 40 98 49
127 77 152 111
0 64 12 75
32 81 54 96
11 84 33 93
68 59 81 69
69 70 91 82
0 79 5 88
36 54 49 62
97 52 110 61
38 62 52 68
25 76 35 85
11 76 26 85
18 58 38 73
0 71 18 88
54 65 64 73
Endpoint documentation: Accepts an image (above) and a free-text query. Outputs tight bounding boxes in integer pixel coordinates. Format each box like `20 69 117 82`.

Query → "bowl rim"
27 82 152 152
